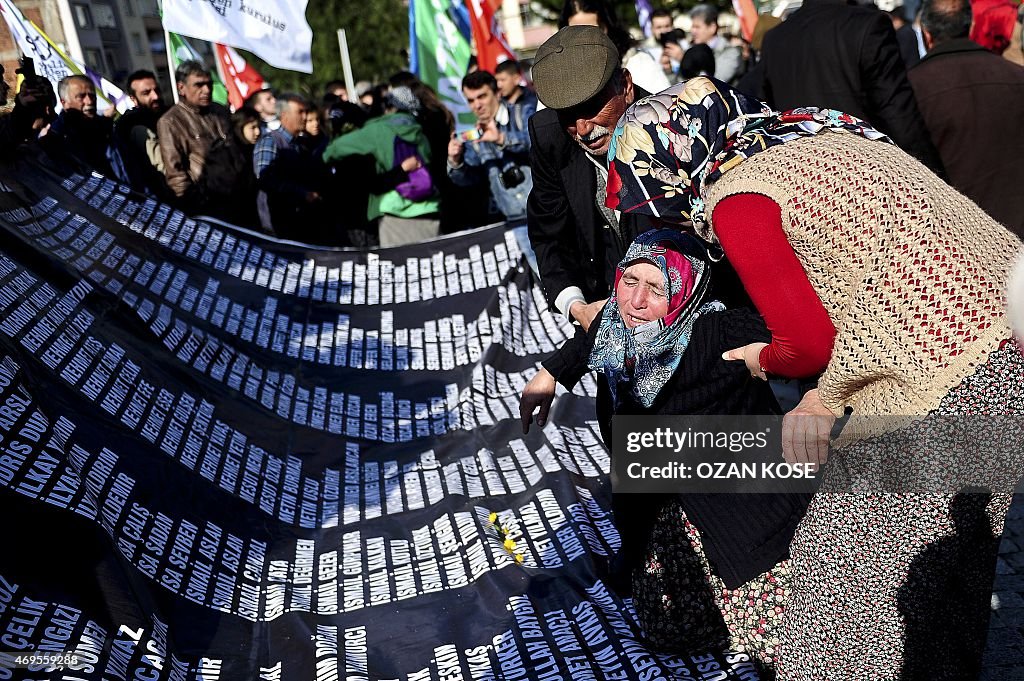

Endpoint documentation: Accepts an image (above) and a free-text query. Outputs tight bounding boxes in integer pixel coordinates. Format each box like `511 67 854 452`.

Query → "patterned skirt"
633 500 792 674
778 340 1024 681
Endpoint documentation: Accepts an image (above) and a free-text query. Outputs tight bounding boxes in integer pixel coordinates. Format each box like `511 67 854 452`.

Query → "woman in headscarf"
605 76 1024 680
522 229 808 673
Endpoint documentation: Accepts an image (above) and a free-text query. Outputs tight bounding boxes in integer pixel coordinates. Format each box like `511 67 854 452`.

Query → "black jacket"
526 100 650 312
908 39 1024 240
760 0 944 177
111 107 173 200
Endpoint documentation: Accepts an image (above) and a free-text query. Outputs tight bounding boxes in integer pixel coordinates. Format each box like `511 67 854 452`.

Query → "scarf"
605 77 893 229
588 229 723 407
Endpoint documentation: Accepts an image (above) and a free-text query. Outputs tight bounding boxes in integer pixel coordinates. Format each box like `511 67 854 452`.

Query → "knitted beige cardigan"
703 132 1021 431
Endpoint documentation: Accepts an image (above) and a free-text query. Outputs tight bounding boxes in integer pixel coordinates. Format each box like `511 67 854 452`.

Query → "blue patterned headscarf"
588 229 723 408
605 77 893 229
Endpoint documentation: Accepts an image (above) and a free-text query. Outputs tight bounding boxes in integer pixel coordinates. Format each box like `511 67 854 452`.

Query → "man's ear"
622 68 635 105
922 26 935 51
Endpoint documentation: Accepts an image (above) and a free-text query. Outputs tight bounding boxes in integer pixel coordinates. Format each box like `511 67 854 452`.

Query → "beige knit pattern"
703 132 1021 427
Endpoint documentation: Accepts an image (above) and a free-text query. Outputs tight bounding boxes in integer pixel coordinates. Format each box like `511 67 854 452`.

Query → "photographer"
447 71 534 222
0 59 56 160
658 28 689 83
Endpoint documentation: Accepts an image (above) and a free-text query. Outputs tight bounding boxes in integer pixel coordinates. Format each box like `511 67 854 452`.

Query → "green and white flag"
167 31 230 107
409 0 475 129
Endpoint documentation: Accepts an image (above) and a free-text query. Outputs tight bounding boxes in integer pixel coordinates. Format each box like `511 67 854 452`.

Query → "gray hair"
57 74 93 103
174 59 209 85
384 86 421 115
689 4 720 25
275 92 307 116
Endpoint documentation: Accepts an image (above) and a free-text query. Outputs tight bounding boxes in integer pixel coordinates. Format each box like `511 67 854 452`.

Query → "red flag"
732 0 759 42
466 0 517 74
214 43 267 111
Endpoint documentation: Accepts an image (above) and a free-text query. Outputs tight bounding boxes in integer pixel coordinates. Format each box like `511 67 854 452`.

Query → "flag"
0 0 130 113
466 0 517 74
0 151 768 681
732 0 760 42
161 0 312 74
214 43 267 111
410 0 476 129
167 32 230 108
635 0 654 38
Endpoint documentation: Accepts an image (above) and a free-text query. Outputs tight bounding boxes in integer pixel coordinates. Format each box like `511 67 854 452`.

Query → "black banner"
0 154 761 680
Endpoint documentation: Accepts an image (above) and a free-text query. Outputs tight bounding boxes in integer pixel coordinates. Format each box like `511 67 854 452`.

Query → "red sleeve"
712 193 836 378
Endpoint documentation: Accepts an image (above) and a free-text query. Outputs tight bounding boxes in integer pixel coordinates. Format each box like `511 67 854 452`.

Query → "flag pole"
165 28 179 104
337 29 356 102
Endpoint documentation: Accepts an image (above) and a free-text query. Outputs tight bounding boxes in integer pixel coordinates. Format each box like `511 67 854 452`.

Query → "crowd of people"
0 55 543 247
3 0 1024 677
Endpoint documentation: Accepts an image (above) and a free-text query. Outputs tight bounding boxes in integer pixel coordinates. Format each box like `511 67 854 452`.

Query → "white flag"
162 0 313 74
0 0 130 112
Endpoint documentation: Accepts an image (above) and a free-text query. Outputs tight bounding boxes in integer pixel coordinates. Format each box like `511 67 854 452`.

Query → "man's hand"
447 134 464 165
304 191 322 203
479 120 503 144
659 52 673 74
781 388 835 469
569 299 606 332
722 342 769 380
520 367 557 434
662 43 684 63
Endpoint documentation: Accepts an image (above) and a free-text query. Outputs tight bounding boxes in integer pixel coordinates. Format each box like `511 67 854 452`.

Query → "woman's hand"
520 367 557 434
722 342 769 380
400 155 422 172
782 388 835 469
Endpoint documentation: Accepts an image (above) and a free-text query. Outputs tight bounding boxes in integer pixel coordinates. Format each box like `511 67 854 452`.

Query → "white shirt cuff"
555 287 587 323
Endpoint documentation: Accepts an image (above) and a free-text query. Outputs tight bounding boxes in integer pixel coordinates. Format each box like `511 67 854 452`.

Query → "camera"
657 28 688 48
500 164 525 189
461 127 483 142
15 56 36 80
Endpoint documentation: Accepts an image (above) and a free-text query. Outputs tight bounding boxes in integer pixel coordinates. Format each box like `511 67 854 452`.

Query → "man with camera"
446 70 534 222
0 59 55 160
642 9 686 82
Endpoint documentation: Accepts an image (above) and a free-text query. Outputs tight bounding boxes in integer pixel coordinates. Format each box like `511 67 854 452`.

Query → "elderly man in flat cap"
527 26 651 333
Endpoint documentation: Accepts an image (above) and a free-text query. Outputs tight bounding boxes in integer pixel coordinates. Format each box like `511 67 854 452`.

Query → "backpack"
392 137 433 201
202 135 249 199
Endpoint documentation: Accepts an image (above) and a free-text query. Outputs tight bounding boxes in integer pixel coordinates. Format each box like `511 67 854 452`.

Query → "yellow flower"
514 554 525 564
503 538 517 552
677 77 719 106
488 512 498 524
614 123 656 164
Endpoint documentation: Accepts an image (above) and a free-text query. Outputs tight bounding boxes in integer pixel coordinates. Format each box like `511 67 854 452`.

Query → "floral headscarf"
605 77 893 229
588 229 724 408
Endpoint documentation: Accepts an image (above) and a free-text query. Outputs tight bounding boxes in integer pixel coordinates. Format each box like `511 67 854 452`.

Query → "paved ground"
982 493 1024 678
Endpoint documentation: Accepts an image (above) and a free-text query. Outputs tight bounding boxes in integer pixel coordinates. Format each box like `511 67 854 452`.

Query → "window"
132 32 144 56
92 3 117 29
72 4 92 29
123 0 135 16
83 48 104 72
148 31 165 54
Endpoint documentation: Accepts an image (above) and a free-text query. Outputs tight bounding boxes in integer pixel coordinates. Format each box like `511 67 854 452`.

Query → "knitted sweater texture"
703 132 1019 426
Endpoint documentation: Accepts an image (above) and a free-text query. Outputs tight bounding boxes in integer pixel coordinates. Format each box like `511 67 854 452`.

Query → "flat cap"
532 26 620 110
